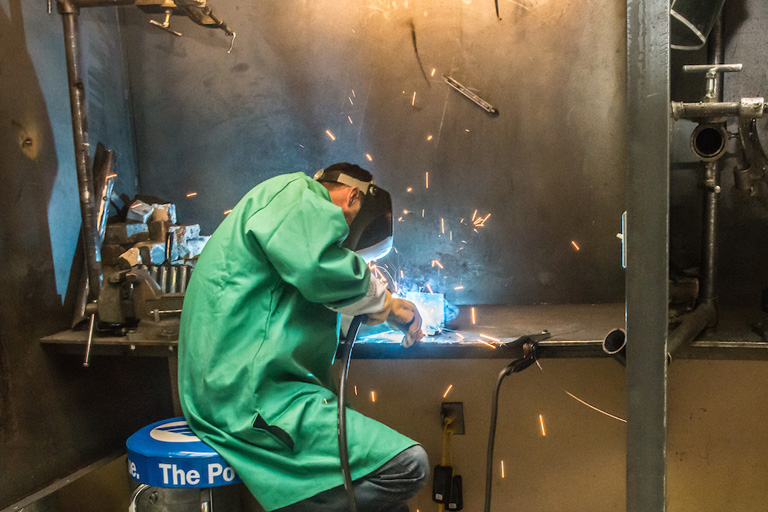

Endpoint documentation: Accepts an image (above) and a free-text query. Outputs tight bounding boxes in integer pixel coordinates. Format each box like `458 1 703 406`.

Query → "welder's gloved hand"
387 298 423 348
363 293 423 347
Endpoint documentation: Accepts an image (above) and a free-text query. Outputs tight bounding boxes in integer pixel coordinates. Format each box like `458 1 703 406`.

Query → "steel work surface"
41 303 768 360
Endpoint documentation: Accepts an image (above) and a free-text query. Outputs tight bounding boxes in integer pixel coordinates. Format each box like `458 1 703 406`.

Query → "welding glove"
365 291 423 347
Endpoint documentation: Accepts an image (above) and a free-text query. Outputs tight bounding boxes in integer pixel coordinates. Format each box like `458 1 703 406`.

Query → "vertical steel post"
700 15 725 309
626 0 670 511
60 1 103 300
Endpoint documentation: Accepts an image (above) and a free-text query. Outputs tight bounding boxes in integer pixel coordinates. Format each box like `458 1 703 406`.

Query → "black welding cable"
484 364 512 512
338 315 364 512
484 348 537 512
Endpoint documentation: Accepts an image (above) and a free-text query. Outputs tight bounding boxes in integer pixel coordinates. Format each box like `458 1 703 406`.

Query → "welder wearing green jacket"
178 164 429 512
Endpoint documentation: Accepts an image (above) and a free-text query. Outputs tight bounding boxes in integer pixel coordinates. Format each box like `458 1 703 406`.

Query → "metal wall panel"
0 3 170 508
122 0 627 306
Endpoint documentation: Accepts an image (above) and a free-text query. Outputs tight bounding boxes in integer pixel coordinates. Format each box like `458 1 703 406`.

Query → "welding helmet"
314 163 393 262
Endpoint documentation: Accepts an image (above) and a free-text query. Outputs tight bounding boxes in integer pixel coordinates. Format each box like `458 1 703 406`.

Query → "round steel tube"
62 12 103 300
602 328 626 366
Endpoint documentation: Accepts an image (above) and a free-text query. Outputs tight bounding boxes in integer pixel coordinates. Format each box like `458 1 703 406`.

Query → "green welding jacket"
178 173 417 511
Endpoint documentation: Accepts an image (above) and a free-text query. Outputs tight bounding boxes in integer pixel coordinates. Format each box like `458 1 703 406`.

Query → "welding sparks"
426 135 433 141
479 333 500 342
478 340 497 349
422 209 425 217
471 307 476 324
324 398 328 404
412 91 416 106
425 283 434 294
432 260 444 269
400 270 404 278
348 116 353 124
224 209 233 215
455 332 465 340
441 218 445 234
564 391 627 423
501 460 506 478
348 97 354 105
407 187 413 192
472 210 477 222
454 285 464 290
443 384 453 398
325 130 336 141
186 192 198 198
431 68 436 76
105 173 118 179
354 386 358 395
366 153 373 161
425 172 429 188
474 213 491 227
571 240 581 251
371 391 376 403
351 89 356 97
539 414 546 436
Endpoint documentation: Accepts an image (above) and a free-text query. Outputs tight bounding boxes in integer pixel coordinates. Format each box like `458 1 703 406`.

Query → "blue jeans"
275 445 430 512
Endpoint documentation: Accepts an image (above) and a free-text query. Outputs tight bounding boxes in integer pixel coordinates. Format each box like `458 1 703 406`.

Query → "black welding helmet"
314 163 393 262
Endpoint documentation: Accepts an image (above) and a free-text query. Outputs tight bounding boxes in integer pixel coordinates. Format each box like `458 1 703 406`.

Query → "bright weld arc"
443 384 453 398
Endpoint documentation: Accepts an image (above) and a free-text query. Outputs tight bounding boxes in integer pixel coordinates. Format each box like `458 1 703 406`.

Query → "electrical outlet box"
441 402 465 435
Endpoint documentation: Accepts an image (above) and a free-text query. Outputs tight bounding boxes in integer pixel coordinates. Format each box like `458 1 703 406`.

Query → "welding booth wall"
121 0 627 306
0 2 173 508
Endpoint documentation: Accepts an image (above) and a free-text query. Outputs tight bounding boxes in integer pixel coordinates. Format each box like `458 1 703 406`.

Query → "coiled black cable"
338 315 364 512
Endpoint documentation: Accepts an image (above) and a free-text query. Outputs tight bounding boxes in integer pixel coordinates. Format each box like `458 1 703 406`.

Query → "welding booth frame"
625 0 670 511
29 0 669 511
